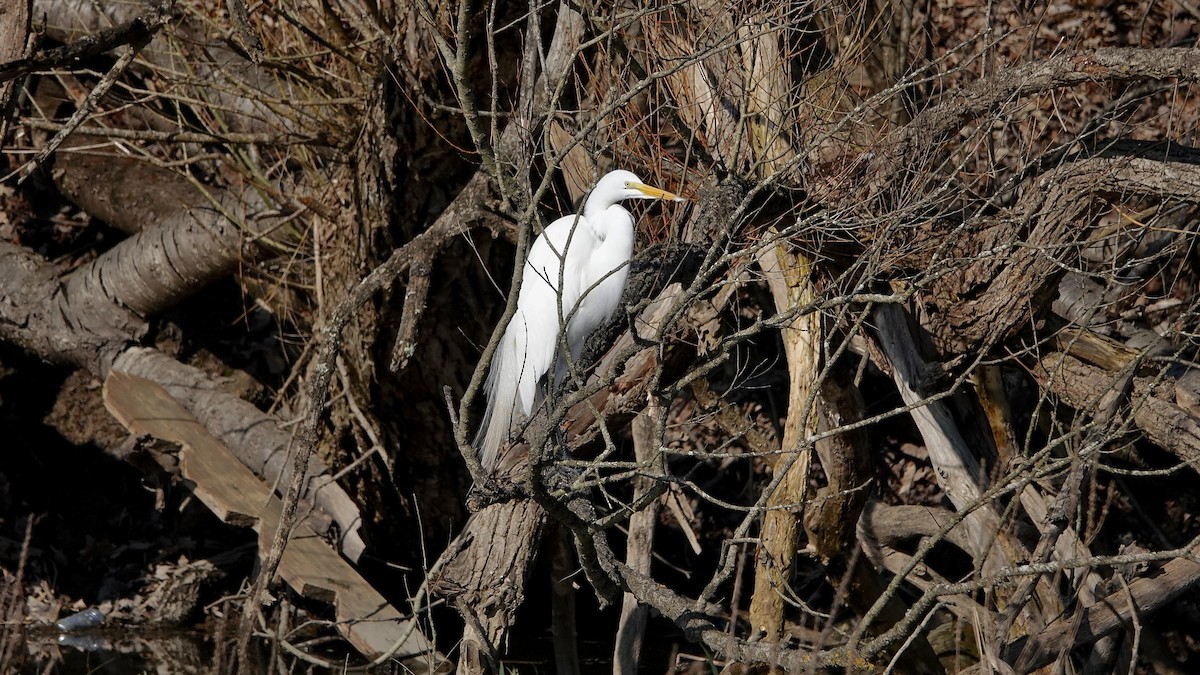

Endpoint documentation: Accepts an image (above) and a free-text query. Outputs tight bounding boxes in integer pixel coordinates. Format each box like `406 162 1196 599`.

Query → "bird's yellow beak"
631 182 687 202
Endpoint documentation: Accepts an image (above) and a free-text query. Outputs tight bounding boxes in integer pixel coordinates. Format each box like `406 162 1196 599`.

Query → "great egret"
475 170 686 468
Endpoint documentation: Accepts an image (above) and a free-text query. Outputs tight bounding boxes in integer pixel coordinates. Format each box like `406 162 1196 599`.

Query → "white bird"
475 170 686 468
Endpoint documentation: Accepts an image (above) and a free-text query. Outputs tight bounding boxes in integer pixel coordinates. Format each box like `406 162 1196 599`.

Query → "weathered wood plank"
103 370 444 668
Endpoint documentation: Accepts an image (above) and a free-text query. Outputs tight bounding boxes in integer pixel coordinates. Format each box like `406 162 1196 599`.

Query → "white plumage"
475 170 685 467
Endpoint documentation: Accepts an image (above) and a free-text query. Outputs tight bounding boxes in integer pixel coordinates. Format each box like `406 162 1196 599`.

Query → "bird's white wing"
525 210 600 401
476 214 595 467
562 206 635 384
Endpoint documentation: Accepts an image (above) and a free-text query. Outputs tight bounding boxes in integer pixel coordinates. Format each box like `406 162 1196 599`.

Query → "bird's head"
594 169 687 206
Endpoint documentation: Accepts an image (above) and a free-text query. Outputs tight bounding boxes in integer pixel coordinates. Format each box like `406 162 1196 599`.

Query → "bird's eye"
624 182 631 187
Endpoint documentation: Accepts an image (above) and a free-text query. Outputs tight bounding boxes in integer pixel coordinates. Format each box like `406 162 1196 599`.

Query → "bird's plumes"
474 170 685 468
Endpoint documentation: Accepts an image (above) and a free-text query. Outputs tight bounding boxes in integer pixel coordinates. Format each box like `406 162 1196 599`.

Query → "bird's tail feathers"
474 332 526 469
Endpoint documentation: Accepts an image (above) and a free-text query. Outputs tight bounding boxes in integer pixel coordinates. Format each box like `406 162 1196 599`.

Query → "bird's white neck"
584 199 627 224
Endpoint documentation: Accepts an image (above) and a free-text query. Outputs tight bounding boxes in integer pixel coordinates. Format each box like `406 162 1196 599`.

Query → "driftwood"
1034 349 1200 471
102 370 444 668
871 303 1001 560
858 56 1200 357
613 403 662 674
54 153 207 236
112 347 366 556
1003 548 1200 672
0 3 434 664
747 241 818 639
